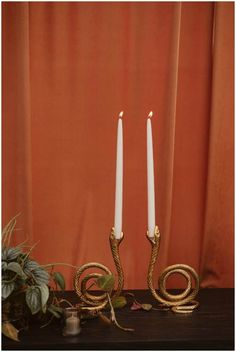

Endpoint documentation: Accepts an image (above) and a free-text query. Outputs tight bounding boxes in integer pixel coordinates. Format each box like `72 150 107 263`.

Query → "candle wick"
119 111 124 118
148 111 153 118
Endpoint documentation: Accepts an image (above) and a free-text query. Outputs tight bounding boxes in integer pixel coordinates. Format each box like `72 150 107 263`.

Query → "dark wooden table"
2 289 234 350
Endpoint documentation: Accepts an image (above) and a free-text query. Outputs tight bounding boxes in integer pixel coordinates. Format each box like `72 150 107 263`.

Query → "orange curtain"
2 2 234 289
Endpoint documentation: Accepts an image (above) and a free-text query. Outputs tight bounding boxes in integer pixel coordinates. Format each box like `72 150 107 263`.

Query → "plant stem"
58 298 74 308
3 273 18 283
40 315 54 329
22 241 40 263
2 213 21 246
42 263 77 269
107 294 134 332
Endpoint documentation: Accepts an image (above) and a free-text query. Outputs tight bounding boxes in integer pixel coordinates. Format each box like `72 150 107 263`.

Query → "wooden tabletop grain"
2 289 234 350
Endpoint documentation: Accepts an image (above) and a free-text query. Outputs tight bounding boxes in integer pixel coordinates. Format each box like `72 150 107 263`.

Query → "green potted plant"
2 215 139 342
2 215 66 341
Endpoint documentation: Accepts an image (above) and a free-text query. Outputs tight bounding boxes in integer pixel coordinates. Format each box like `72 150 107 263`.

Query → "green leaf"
111 296 127 309
2 282 15 299
33 269 50 285
23 261 50 285
2 261 7 270
2 247 22 261
2 322 19 342
141 303 152 311
53 272 65 290
24 260 39 273
97 274 115 292
26 286 41 315
37 283 49 313
48 305 61 318
7 262 26 278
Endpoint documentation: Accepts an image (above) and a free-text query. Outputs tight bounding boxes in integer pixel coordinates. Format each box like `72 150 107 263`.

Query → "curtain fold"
2 3 33 241
156 2 182 276
200 2 234 287
2 2 234 289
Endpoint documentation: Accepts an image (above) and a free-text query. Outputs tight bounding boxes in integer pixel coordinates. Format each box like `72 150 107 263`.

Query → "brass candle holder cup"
74 228 124 311
147 226 200 313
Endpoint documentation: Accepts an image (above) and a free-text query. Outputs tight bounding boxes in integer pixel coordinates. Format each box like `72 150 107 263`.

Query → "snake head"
110 227 124 243
155 226 161 239
146 226 161 245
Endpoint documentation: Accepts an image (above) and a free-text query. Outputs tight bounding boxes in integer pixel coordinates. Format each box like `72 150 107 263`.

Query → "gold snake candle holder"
147 226 200 313
74 228 124 311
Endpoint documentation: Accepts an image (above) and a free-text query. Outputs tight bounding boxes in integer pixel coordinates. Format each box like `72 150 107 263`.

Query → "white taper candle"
147 111 156 237
114 112 123 239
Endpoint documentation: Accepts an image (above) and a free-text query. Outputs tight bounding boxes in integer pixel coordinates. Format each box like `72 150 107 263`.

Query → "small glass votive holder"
63 307 81 337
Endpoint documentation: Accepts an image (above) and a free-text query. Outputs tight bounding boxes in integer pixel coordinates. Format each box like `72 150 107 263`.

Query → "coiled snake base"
74 228 124 311
147 226 200 313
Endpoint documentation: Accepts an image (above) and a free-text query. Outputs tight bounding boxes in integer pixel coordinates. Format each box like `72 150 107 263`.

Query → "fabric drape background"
2 2 234 289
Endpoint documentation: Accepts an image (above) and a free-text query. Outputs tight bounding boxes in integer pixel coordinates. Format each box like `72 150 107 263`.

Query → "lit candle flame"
148 111 153 118
119 111 124 118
